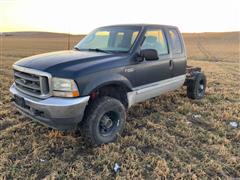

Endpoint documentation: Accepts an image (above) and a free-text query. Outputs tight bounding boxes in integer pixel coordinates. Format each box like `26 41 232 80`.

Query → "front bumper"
10 84 90 130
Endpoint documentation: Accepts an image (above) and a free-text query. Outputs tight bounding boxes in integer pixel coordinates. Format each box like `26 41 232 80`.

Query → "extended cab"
10 24 206 146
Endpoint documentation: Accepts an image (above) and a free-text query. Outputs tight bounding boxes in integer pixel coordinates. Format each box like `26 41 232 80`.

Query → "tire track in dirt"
195 34 239 62
196 34 219 62
195 34 240 77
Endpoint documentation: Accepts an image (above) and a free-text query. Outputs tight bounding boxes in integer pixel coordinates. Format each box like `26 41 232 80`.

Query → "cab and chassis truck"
10 24 206 146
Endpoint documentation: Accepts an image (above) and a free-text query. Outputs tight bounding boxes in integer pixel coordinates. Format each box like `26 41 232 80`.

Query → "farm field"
0 32 240 179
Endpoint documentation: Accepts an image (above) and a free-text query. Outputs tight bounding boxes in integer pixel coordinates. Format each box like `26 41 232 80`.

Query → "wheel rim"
198 80 205 97
99 111 120 136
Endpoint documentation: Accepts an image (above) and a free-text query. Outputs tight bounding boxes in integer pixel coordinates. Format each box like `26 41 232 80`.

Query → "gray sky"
0 0 239 34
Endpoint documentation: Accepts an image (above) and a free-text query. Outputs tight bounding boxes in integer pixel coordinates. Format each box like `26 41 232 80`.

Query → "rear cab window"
167 29 183 54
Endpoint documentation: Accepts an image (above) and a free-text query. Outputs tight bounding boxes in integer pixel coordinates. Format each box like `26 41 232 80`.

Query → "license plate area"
14 95 27 108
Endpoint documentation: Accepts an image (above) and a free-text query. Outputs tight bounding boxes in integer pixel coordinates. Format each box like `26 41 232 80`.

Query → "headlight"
52 77 80 97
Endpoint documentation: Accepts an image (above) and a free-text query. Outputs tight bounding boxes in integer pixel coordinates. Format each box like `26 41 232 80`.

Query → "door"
132 29 176 103
135 29 171 86
166 28 186 77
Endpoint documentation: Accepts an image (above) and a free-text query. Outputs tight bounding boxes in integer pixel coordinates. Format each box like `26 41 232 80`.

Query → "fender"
81 73 133 96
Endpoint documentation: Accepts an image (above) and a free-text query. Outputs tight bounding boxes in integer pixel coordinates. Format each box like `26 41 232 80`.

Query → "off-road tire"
187 73 206 99
80 96 126 146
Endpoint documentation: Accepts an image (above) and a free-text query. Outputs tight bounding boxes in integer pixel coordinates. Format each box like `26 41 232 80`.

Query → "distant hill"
2 31 239 40
1 31 85 38
1 31 239 62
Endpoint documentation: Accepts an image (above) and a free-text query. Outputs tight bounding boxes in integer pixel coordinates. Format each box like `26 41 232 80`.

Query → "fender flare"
81 73 133 96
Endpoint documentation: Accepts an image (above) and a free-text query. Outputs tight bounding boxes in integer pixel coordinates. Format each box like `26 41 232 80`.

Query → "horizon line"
1 30 239 35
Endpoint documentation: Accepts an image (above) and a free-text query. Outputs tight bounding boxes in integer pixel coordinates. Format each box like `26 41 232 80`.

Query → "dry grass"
0 32 239 179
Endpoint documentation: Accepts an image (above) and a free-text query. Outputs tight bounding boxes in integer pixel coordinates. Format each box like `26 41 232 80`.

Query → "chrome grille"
13 65 52 98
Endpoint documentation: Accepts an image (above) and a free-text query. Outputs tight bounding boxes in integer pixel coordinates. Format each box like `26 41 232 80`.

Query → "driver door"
135 29 172 86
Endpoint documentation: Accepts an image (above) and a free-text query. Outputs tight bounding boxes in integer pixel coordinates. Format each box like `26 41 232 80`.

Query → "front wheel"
80 96 126 146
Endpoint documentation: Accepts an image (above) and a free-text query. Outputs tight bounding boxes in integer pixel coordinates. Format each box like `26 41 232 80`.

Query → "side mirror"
140 49 159 61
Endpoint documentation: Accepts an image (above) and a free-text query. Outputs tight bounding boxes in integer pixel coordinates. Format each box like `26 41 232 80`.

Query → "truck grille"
13 65 52 98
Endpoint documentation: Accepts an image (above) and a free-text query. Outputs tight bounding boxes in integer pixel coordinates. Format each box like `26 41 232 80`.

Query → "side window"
168 29 182 54
141 30 168 55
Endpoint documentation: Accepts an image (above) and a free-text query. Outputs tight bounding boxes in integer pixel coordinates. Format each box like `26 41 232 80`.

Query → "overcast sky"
0 0 239 34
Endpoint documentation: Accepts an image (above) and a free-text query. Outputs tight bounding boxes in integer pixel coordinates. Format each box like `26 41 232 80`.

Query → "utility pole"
67 33 70 50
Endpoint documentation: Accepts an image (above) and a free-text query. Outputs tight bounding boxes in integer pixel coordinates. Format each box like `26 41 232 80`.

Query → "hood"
15 50 126 77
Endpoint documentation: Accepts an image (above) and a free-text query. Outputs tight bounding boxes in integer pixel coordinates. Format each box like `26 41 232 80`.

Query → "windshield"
75 27 140 53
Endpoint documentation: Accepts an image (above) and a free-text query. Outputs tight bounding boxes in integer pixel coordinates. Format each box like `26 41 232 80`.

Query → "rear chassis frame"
184 66 202 86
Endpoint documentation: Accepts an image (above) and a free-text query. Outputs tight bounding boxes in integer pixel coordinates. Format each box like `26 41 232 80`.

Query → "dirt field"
0 32 239 179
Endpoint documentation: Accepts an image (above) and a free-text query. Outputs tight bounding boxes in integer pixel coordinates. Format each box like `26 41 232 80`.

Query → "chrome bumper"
10 84 90 130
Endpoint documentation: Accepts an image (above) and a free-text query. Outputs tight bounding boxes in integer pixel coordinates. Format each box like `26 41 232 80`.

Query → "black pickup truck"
10 24 206 146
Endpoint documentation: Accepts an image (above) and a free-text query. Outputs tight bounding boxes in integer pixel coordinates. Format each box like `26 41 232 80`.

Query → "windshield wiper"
88 48 113 54
74 46 81 51
74 47 113 54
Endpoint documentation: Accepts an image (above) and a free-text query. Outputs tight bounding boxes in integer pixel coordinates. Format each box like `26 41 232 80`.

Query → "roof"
99 24 178 29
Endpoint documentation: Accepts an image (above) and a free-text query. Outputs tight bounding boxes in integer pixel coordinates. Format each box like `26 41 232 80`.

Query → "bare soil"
0 32 239 179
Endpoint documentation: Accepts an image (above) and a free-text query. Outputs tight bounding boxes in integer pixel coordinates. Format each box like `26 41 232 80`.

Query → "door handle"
169 60 174 70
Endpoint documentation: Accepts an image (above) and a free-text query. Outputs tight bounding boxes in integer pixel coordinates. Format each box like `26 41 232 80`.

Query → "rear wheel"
187 73 206 99
80 96 126 146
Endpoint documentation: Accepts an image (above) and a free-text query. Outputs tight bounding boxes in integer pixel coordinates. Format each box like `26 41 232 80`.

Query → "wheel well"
88 84 130 108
